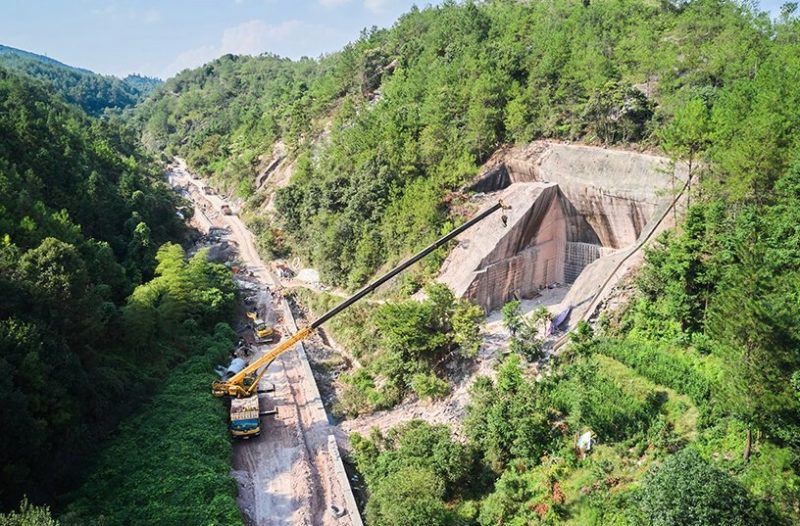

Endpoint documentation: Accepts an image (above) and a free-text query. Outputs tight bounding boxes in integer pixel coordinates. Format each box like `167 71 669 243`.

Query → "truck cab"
229 395 260 437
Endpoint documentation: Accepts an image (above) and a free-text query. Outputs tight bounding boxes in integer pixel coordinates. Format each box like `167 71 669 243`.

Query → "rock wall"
474 142 681 248
443 142 683 311
439 184 562 312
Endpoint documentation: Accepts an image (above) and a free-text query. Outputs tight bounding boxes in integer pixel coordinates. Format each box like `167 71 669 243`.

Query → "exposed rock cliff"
439 142 684 312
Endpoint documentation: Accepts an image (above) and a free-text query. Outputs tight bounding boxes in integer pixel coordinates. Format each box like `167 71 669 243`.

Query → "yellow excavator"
253 321 275 342
212 200 510 437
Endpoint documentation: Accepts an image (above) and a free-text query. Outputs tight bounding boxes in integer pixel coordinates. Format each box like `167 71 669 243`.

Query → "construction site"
5 3 797 523
439 141 686 325
169 161 362 526
168 140 686 526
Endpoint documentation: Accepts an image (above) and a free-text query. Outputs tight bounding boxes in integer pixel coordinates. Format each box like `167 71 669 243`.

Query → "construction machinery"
229 396 260 437
212 199 510 437
253 321 275 343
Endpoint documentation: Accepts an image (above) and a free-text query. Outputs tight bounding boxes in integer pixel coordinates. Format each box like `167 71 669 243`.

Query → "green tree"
451 300 484 358
660 97 712 210
466 355 552 471
501 300 522 336
17 238 88 306
410 372 450 400
0 498 58 526
639 449 756 526
351 420 473 526
531 306 552 334
366 467 449 526
707 245 794 461
510 317 544 362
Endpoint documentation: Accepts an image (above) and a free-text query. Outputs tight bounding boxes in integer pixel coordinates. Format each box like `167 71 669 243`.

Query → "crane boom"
212 199 509 400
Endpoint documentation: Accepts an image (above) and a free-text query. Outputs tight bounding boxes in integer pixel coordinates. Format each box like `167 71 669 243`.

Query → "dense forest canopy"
0 65 238 522
136 0 793 289
135 0 800 523
2 0 800 524
0 44 160 116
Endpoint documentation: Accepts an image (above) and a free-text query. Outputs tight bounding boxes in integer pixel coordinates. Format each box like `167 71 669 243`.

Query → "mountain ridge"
0 42 161 115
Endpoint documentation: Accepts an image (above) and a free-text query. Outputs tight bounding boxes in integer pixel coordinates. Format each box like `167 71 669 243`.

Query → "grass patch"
595 355 699 441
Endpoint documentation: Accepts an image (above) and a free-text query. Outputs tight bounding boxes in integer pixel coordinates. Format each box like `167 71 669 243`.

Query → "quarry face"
438 142 684 314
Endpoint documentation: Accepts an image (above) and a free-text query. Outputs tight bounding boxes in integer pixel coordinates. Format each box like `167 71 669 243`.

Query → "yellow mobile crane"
212 200 510 437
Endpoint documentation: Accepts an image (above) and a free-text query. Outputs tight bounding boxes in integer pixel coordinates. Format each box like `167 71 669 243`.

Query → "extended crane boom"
213 199 510 433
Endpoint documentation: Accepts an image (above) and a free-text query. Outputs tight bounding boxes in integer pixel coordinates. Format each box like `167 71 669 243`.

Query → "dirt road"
168 160 358 526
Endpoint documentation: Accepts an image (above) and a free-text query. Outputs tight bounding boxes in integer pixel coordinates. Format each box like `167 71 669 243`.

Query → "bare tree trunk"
743 426 752 462
672 166 677 225
687 154 693 211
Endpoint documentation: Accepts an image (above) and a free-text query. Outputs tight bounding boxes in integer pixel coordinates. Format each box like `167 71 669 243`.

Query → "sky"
0 0 788 80
0 0 438 79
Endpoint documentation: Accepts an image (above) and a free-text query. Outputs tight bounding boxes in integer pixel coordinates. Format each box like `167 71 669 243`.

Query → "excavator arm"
212 199 510 399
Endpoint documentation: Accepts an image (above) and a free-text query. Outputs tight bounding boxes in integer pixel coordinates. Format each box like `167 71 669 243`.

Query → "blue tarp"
548 305 572 335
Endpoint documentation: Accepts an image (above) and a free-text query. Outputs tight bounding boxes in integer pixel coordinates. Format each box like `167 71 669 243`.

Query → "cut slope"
439 142 684 313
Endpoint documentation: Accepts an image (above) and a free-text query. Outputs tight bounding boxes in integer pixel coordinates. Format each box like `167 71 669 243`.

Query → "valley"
2 1 800 525
169 162 361 526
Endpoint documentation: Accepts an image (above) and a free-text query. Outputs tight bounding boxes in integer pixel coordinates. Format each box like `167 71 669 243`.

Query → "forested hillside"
1 0 799 524
135 0 800 524
136 0 786 289
0 66 238 522
0 44 160 116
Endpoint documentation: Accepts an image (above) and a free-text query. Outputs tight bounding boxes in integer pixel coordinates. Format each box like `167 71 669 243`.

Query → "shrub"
501 300 523 336
0 498 58 526
549 357 664 441
366 467 450 526
639 449 757 526
411 372 450 400
352 421 473 526
510 318 544 362
61 325 242 526
466 355 553 471
597 339 712 406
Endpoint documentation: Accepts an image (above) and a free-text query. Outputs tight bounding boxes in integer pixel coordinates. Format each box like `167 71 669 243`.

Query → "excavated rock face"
440 142 681 312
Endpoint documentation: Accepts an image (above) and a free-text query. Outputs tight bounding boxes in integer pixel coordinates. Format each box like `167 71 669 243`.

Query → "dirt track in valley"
169 160 355 526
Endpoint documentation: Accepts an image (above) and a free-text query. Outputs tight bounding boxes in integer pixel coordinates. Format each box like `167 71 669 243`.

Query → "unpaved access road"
168 160 356 526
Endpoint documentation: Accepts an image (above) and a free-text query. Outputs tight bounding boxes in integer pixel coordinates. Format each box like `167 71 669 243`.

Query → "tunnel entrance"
438 142 682 313
439 182 615 312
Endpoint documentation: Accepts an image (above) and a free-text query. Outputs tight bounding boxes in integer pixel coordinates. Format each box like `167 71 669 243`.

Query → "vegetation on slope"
137 0 780 291
354 331 797 525
61 322 242 526
0 44 160 116
332 1 800 525
2 0 798 523
349 106 800 519
295 283 483 415
0 499 58 526
136 1 800 522
0 66 237 523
